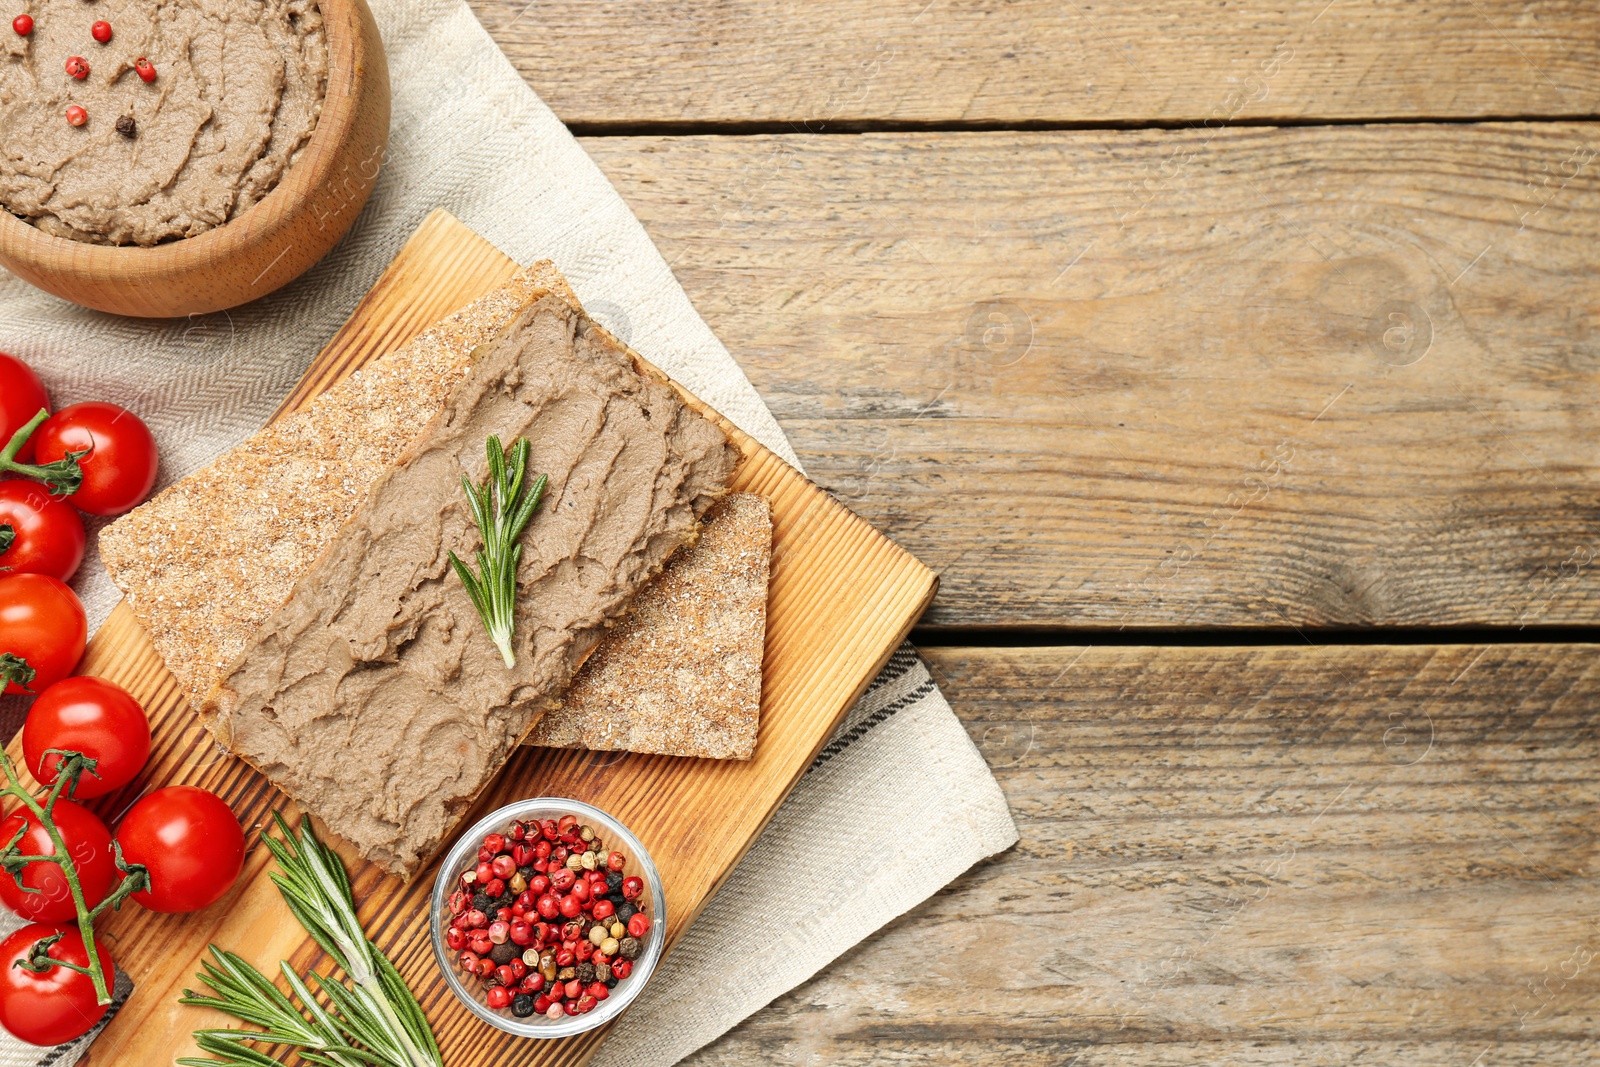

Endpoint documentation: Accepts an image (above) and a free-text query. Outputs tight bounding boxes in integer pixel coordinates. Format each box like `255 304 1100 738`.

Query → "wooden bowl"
0 0 390 318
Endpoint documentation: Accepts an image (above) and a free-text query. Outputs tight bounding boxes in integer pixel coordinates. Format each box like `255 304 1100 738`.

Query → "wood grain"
579 122 1600 630
683 642 1600 1066
471 0 1600 128
26 210 936 1066
0 0 390 317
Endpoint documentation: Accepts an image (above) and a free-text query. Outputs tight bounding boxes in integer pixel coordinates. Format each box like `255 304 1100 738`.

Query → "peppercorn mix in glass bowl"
429 798 667 1038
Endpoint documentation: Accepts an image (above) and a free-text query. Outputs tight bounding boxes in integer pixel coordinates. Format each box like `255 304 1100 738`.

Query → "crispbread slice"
526 492 771 760
100 264 578 717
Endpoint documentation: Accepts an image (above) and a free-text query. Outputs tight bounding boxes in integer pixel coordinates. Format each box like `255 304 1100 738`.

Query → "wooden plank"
684 642 1600 1065
40 210 937 1066
579 122 1600 629
472 0 1600 127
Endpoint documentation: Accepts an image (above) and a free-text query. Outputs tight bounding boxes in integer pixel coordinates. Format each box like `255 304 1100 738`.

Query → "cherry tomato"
116 786 245 913
0 353 48 464
0 923 114 1046
0 574 86 696
23 678 151 800
0 800 114 924
0 481 86 582
31 402 158 517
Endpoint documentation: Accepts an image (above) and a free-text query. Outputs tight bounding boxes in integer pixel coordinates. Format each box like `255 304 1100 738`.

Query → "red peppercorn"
557 815 578 834
509 920 534 947
486 985 512 1010
552 868 576 892
65 55 88 78
512 842 536 867
133 56 157 82
495 906 512 923
464 908 487 929
446 928 467 951
487 920 510 945
482 832 506 854
534 921 552 943
592 899 615 922
483 877 505 899
491 854 516 879
532 858 549 873
563 1000 580 1017
529 875 550 895
564 978 582 1000
469 935 492 956
558 895 582 920
474 861 494 884
495 963 517 987
575 994 597 1014
555 949 575 967
534 839 552 860
574 941 595 963
627 912 651 939
458 951 479 972
533 994 551 1014
511 959 528 980
540 819 558 840
607 851 626 871
448 889 468 915
611 959 633 980
587 981 609 1000
90 20 111 43
521 973 544 994
570 880 591 903
12 13 31 35
474 958 495 979
621 876 644 901
535 894 559 920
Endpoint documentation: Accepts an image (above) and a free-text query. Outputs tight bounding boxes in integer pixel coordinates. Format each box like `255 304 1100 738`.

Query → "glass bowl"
429 797 668 1038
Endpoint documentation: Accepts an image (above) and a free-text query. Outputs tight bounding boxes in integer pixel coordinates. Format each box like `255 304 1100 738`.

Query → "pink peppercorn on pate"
444 814 652 1020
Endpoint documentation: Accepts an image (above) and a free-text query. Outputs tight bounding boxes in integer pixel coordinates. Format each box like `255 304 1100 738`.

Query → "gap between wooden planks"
27 209 936 1066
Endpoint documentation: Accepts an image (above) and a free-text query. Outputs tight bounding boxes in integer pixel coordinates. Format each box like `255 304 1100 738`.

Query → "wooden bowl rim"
0 0 376 269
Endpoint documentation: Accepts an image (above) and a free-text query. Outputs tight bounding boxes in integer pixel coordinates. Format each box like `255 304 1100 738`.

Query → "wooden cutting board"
8 210 936 1066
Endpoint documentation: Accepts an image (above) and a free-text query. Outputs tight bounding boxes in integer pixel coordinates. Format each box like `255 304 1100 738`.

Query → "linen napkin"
0 0 1018 1062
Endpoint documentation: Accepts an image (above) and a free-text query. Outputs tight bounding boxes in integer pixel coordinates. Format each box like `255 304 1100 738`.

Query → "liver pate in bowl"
0 0 388 317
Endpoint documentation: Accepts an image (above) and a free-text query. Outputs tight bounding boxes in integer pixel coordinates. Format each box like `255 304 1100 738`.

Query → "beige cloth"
0 1 1018 1062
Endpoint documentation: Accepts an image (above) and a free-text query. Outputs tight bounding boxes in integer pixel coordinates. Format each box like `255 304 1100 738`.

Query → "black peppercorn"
576 962 596 984
605 871 623 892
518 865 536 881
489 941 519 965
115 114 136 139
512 993 535 1017
618 936 642 960
472 892 495 914
616 902 636 924
497 892 516 910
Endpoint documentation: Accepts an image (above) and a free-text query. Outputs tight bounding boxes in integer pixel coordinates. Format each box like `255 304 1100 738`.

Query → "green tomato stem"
0 409 86 495
0 751 115 1004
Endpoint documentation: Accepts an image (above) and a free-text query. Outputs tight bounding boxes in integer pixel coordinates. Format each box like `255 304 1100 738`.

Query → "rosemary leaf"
183 816 442 1067
448 435 547 668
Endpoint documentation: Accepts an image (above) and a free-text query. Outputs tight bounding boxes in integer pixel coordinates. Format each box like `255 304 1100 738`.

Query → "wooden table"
509 2 1600 1062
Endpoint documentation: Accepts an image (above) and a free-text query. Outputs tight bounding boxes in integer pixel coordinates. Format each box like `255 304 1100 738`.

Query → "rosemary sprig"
0 409 87 496
448 435 546 668
180 815 442 1067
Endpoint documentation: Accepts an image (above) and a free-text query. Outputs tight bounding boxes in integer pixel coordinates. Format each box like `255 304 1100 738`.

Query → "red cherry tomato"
0 923 114 1046
0 801 114 924
23 678 151 800
0 481 86 582
31 402 158 516
116 786 245 913
0 574 86 696
0 353 49 464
